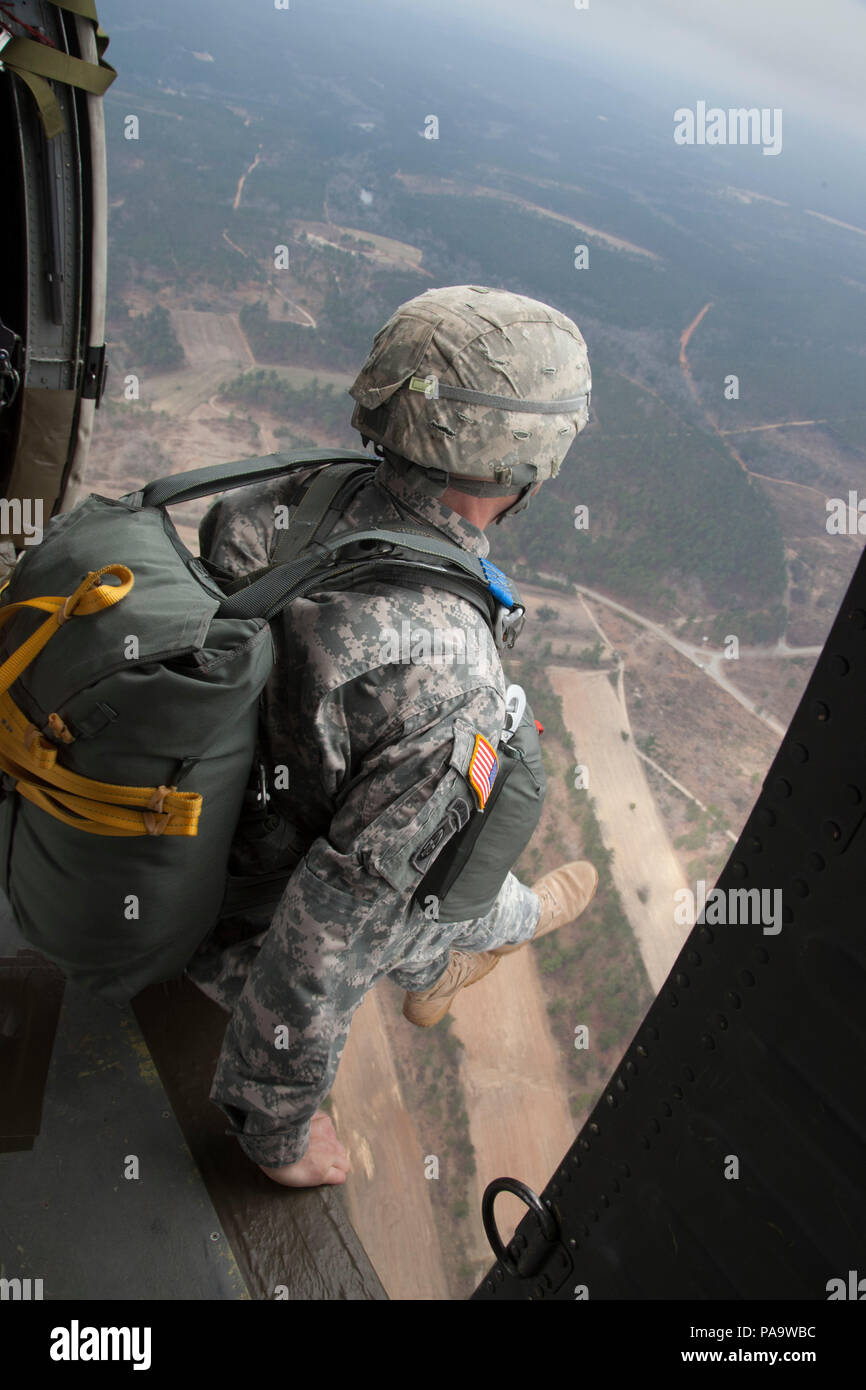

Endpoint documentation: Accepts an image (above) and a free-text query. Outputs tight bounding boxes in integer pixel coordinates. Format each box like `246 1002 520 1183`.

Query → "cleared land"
330 984 450 1300
549 666 692 994
450 943 579 1283
394 171 662 260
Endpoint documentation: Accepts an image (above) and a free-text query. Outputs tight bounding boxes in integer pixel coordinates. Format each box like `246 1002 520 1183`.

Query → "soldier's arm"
198 469 320 576
207 674 505 1176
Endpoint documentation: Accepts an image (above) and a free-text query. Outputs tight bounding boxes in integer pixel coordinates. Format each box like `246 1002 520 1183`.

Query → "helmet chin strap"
493 482 536 523
370 443 538 522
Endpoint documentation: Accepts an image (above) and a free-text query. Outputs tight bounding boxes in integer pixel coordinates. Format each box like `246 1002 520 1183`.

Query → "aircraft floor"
0 896 386 1301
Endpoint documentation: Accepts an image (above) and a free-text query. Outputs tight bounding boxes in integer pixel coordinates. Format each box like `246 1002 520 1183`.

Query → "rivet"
739 969 756 986
757 807 776 827
726 990 742 1008
682 1065 695 1081
675 972 689 988
671 1085 684 1100
753 947 769 964
669 991 679 1006
808 852 826 871
846 785 862 805
793 878 809 898
782 904 794 923
731 861 748 879
791 743 809 763
748 835 763 852
660 1101 672 1116
812 701 830 721
823 821 842 842
636 1044 648 1057
774 778 792 799
701 1033 716 1049
589 1122 600 1135
849 609 866 629
830 655 849 677
687 949 701 965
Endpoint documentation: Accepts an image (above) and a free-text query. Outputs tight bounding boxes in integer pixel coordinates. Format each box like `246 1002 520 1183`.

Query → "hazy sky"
437 0 866 143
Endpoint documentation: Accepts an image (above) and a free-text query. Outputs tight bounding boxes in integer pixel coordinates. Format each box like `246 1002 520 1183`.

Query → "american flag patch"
467 733 499 811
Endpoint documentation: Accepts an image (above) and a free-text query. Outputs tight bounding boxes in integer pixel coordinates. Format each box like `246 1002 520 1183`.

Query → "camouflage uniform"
188 284 592 1170
186 453 540 1169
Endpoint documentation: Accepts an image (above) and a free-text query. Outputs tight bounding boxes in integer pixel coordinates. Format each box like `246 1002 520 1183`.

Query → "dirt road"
449 942 579 1284
549 665 693 993
330 982 450 1300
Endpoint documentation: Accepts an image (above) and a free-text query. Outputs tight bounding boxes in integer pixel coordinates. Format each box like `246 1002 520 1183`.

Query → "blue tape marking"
480 558 514 608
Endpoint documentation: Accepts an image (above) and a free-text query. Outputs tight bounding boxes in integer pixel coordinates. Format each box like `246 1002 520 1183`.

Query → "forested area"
490 365 788 629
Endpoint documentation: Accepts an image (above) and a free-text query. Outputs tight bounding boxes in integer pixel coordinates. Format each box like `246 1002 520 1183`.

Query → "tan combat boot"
493 860 599 957
402 949 502 1028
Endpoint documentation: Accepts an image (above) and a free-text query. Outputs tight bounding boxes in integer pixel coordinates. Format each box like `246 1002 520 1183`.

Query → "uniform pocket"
355 717 478 895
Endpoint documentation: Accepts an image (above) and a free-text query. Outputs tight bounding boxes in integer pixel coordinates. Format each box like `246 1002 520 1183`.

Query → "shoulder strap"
122 448 374 511
270 461 374 567
219 527 526 649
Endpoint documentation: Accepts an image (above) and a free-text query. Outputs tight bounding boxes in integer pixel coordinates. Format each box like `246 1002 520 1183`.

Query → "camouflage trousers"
187 869 540 1015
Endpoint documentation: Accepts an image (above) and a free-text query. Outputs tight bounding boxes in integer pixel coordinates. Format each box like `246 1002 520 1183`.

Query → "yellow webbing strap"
0 566 202 837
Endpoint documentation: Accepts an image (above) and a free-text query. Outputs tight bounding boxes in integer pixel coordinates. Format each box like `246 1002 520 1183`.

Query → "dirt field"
170 309 254 371
549 666 692 993
449 947 581 1281
292 219 431 276
329 983 450 1300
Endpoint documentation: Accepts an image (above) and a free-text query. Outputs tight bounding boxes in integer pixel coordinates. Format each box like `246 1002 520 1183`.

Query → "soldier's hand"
257 1110 351 1188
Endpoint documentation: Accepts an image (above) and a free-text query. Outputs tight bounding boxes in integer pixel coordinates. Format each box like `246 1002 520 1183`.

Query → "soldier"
186 285 599 1189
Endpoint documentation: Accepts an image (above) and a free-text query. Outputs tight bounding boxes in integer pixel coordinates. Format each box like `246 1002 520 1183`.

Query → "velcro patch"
467 733 499 811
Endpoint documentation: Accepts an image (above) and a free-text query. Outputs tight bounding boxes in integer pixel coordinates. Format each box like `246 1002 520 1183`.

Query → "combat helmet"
348 285 591 520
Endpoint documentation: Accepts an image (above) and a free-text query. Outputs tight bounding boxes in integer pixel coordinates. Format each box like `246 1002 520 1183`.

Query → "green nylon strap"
220 526 492 623
270 461 373 568
45 0 99 20
3 34 116 97
135 448 373 511
7 67 64 138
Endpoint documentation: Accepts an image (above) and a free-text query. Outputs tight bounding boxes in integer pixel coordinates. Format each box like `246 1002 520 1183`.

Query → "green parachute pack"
0 449 544 1004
